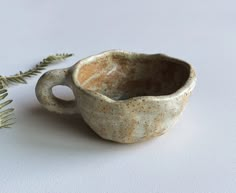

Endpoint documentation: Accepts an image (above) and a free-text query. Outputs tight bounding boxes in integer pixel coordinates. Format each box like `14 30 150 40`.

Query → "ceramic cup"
36 50 196 143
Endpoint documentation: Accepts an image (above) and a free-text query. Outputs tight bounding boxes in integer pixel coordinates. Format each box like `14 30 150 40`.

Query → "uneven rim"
72 50 197 103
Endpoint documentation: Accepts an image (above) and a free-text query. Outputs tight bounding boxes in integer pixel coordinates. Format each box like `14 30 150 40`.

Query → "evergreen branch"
0 83 14 128
0 53 73 129
0 53 73 88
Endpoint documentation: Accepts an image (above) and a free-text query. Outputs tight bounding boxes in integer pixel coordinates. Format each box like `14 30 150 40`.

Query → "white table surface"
0 0 235 193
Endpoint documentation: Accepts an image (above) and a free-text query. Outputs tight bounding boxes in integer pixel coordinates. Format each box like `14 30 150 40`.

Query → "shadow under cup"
76 53 191 100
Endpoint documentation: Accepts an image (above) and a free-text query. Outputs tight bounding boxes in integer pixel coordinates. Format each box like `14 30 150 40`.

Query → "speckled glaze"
36 50 196 143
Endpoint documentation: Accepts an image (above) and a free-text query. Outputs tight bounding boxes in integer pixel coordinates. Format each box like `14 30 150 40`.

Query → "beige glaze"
35 50 196 143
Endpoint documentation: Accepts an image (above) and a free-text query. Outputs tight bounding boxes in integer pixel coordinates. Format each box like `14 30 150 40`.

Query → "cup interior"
76 52 191 100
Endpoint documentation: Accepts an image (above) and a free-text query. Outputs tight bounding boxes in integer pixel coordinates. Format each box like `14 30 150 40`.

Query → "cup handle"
35 68 77 114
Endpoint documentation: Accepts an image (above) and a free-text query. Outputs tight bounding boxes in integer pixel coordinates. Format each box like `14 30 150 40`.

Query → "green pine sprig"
0 53 73 88
0 84 14 128
0 53 73 128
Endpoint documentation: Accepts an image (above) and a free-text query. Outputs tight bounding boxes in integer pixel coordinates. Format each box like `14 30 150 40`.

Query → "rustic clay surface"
36 50 196 143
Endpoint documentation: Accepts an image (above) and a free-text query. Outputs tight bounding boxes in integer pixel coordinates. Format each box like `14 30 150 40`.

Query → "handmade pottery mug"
36 50 196 143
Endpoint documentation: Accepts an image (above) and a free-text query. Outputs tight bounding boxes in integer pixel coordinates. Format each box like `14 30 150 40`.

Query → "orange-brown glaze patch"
77 60 108 84
83 73 106 89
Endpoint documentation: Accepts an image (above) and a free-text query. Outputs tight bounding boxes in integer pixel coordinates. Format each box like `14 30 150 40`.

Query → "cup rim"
72 50 196 103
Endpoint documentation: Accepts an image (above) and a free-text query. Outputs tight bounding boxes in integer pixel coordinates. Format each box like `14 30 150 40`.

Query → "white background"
0 0 235 193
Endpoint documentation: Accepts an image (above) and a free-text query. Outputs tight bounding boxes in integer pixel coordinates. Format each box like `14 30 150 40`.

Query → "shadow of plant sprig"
0 53 73 128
